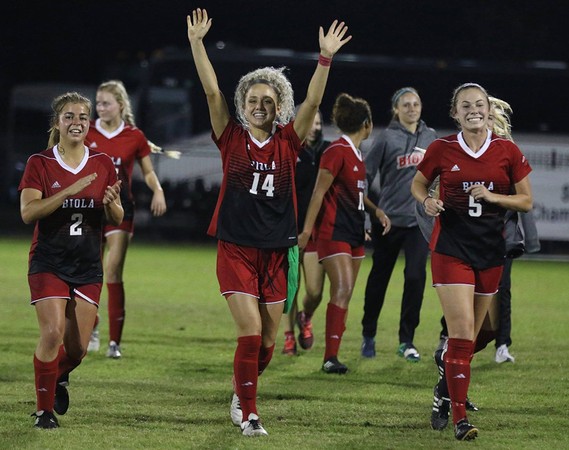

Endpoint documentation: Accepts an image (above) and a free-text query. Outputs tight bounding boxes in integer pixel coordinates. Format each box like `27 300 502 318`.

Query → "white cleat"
230 393 242 426
240 413 268 437
495 344 515 363
106 340 122 359
87 329 100 352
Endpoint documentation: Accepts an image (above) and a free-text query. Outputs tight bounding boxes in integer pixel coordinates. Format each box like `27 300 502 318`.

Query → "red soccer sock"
234 335 261 421
107 282 125 344
444 338 475 424
34 354 58 412
258 344 275 376
324 303 347 361
56 345 82 381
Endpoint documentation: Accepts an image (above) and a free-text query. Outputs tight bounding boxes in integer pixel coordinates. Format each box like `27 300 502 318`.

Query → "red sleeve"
18 155 43 192
509 142 532 183
416 139 442 182
134 128 152 159
319 141 343 177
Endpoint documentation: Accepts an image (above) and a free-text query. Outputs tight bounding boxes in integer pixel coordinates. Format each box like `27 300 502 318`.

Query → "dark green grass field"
1 237 568 449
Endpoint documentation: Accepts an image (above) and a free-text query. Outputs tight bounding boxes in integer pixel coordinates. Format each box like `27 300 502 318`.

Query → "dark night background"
2 1 569 134
1 1 568 243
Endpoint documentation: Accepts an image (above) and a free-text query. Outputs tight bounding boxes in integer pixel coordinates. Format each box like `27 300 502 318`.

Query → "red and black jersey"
208 119 302 248
315 136 366 247
296 137 330 231
85 119 151 220
19 147 118 284
417 130 532 269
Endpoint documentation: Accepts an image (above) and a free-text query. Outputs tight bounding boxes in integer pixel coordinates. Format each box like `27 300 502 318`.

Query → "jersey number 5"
70 213 84 236
468 196 482 217
249 172 275 197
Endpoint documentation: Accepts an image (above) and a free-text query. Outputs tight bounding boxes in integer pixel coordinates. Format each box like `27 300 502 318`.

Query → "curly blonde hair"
234 67 295 127
489 96 513 140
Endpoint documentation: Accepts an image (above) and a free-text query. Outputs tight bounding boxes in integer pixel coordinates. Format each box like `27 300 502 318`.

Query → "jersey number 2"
70 213 83 236
249 172 275 197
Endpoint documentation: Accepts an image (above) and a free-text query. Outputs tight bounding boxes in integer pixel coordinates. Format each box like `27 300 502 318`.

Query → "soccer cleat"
454 418 478 441
466 397 479 412
230 393 243 426
361 336 376 358
431 384 450 430
106 340 122 359
322 356 348 374
398 343 421 362
31 410 59 429
240 413 268 436
281 335 297 356
435 335 448 355
54 374 69 416
296 311 314 350
495 344 515 363
87 327 100 352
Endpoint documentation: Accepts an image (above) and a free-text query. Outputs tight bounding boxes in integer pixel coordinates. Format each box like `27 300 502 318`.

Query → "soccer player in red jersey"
411 83 533 441
85 80 167 358
19 92 123 428
298 93 391 375
187 8 351 436
281 110 330 355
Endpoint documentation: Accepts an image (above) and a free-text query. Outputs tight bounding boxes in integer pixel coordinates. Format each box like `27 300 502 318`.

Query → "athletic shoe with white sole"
87 328 100 352
398 343 420 362
495 344 515 363
230 393 243 426
106 340 122 359
241 413 268 436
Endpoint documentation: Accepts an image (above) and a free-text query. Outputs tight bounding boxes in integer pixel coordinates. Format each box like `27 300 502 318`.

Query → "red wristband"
318 54 332 67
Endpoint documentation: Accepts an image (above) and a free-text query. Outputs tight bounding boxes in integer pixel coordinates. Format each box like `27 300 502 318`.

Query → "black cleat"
54 373 69 415
454 419 478 441
431 385 450 430
54 384 69 415
466 397 479 412
32 410 59 429
322 356 348 374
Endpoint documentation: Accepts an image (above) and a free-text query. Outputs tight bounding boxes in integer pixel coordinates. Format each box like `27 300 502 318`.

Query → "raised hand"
187 8 212 44
319 20 352 57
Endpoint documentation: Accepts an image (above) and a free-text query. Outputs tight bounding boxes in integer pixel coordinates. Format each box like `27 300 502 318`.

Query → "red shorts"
430 251 503 295
304 238 317 253
216 241 288 304
104 219 134 237
317 239 365 262
28 272 102 306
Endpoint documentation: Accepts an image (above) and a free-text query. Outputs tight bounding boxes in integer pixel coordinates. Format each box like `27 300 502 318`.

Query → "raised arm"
294 20 352 142
187 8 230 139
